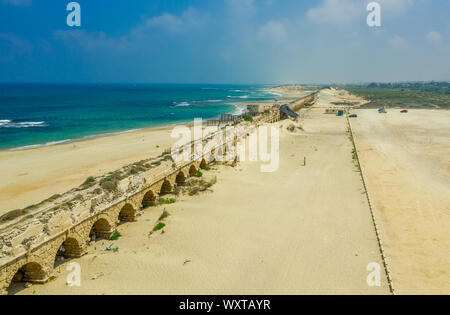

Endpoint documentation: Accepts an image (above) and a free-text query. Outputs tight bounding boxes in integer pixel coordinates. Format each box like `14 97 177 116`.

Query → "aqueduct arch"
56 237 84 260
142 190 156 208
200 159 207 169
8 262 46 290
160 179 173 194
89 217 114 240
189 165 198 176
176 171 186 185
118 203 136 222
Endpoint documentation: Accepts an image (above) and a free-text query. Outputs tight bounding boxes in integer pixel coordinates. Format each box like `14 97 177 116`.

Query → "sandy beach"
0 125 176 216
7 88 390 295
0 86 313 216
4 87 449 295
1 0 448 298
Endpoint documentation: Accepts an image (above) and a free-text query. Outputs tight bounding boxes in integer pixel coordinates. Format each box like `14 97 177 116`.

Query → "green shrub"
196 170 203 178
0 209 29 223
153 222 166 232
109 231 122 241
158 210 170 221
158 198 176 205
82 176 95 186
101 180 117 192
243 114 253 122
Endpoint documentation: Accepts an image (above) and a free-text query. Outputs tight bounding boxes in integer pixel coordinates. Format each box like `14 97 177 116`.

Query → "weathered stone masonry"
0 124 263 294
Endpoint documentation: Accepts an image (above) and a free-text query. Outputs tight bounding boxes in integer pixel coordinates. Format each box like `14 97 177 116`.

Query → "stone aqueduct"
0 123 270 295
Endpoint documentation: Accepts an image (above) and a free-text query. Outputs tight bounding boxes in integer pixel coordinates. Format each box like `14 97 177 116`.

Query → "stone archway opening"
89 218 112 242
176 172 186 186
200 159 207 169
189 165 197 177
54 237 83 268
210 148 217 162
118 203 136 222
142 190 156 209
7 262 46 294
160 179 173 195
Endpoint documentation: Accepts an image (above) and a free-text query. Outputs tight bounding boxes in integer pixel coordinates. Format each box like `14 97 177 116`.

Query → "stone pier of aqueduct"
0 123 264 295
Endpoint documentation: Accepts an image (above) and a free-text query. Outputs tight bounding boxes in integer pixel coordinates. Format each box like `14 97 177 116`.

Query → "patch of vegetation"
188 187 199 196
158 198 177 205
352 148 358 162
344 82 450 109
243 114 254 122
173 187 181 196
109 231 122 241
46 194 62 202
0 209 30 223
204 165 211 171
100 171 123 192
158 209 170 221
196 170 203 178
101 180 118 192
82 176 96 186
152 222 166 233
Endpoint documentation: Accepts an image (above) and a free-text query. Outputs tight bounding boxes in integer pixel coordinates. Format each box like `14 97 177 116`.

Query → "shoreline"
9 88 390 295
0 96 268 153
0 87 298 214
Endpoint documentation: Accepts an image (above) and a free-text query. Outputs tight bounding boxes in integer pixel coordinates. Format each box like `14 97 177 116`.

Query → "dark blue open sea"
0 84 279 150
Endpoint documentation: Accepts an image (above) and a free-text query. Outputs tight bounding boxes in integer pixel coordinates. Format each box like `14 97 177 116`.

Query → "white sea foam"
232 104 247 115
191 99 223 104
227 95 250 99
268 92 283 97
0 120 47 128
173 102 191 107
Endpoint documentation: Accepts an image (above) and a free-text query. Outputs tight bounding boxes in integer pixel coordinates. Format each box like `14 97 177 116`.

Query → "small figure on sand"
304 157 307 166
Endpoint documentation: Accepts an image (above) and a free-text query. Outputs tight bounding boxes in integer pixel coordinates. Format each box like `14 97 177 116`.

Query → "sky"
0 0 449 84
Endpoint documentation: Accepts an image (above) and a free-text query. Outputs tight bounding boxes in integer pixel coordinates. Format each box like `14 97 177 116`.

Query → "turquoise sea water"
0 84 278 150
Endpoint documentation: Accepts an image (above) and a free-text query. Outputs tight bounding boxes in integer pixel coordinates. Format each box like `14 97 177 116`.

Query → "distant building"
247 105 260 116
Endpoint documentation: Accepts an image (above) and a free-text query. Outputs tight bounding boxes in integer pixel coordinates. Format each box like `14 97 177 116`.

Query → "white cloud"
54 7 208 54
226 0 255 17
375 0 414 16
426 31 442 45
131 7 207 36
307 0 363 25
388 35 408 49
307 0 416 26
258 21 288 43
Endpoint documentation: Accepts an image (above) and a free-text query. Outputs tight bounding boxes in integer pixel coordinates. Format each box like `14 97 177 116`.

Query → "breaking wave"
0 120 48 128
